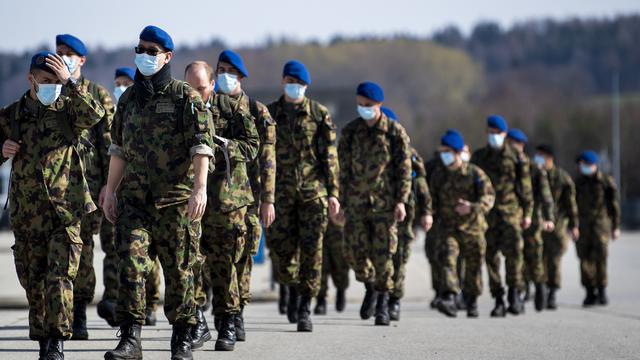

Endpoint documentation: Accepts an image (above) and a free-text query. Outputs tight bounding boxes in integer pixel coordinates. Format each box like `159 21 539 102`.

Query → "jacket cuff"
190 144 214 158
107 144 125 159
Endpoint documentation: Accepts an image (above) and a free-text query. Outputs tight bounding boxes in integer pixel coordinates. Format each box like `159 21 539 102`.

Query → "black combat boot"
97 299 118 327
598 286 608 306
234 307 246 342
71 301 88 340
44 339 64 360
583 287 598 307
287 286 300 323
374 292 390 326
437 293 458 318
388 296 401 321
336 289 346 312
523 281 532 302
547 287 558 310
490 296 507 317
507 287 524 315
38 338 49 360
297 296 313 332
170 322 193 360
360 283 377 320
314 296 327 315
144 307 157 326
455 292 467 310
534 283 547 311
191 307 212 350
429 292 441 309
215 314 236 351
466 296 479 318
278 284 289 315
104 322 142 360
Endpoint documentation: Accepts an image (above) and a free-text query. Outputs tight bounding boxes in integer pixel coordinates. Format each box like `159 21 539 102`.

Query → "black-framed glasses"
134 46 165 56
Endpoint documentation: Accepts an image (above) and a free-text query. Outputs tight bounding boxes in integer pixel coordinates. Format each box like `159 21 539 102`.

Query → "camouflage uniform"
431 162 495 298
471 144 533 297
2 86 105 340
200 94 259 316
574 171 620 289
267 97 339 297
522 161 555 285
424 155 444 296
542 166 578 289
338 114 411 292
391 148 431 299
318 221 350 299
109 73 214 326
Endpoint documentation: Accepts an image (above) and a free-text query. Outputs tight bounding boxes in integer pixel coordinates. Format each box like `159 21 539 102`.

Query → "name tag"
155 102 175 114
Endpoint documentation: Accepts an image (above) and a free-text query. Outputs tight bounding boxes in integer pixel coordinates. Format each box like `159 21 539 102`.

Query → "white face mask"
217 73 239 94
135 53 162 76
62 55 78 74
113 85 129 103
440 151 456 167
36 83 62 106
488 133 505 149
357 105 377 120
284 83 306 100
580 164 596 176
534 154 546 168
460 152 471 163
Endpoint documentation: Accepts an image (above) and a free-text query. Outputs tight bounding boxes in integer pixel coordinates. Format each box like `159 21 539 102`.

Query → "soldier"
471 115 533 317
2 51 104 360
213 50 276 341
267 60 340 332
338 82 411 326
102 26 214 360
315 215 349 315
382 107 433 321
424 152 444 308
506 129 555 311
54 34 115 340
535 144 579 309
431 130 495 318
97 67 162 328
574 150 620 306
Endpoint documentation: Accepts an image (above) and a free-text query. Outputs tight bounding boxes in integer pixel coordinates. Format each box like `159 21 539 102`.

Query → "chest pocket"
299 118 318 144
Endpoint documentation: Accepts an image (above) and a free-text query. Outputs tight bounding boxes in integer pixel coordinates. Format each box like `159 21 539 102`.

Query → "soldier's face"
137 40 173 64
356 95 382 117
185 67 214 101
28 69 61 92
114 76 134 88
507 139 525 153
56 44 86 73
216 62 243 79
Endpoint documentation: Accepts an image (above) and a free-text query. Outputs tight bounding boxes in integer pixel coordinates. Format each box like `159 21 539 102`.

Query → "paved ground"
0 230 639 359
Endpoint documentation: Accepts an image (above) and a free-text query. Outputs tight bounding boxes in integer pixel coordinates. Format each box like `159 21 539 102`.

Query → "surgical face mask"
113 85 129 103
62 55 78 74
534 154 546 168
357 105 377 120
580 164 596 176
461 152 471 163
440 151 456 167
284 83 306 100
36 83 62 106
135 53 162 76
217 73 239 94
488 133 505 149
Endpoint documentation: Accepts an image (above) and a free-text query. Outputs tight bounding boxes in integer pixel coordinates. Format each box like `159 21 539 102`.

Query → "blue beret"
357 81 384 102
56 34 87 56
487 115 508 132
283 60 311 85
507 128 528 144
30 51 56 75
579 150 599 165
139 25 174 51
218 50 249 78
115 67 136 81
441 129 465 152
381 107 397 122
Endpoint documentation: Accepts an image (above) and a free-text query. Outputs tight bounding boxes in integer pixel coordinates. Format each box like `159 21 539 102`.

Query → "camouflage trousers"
425 226 443 294
345 208 397 292
576 221 610 288
12 206 82 340
318 222 349 299
269 196 328 297
193 248 211 308
73 210 101 304
201 206 247 316
100 220 161 311
440 229 486 297
237 206 262 307
542 219 569 289
523 220 545 284
116 202 198 325
391 207 415 299
486 214 524 297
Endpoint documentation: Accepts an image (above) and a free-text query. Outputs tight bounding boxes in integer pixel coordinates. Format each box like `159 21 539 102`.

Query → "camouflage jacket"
529 161 554 225
547 165 579 228
206 93 260 213
575 171 621 230
409 147 432 217
338 114 412 212
430 161 495 235
268 96 339 202
109 78 214 208
471 144 533 221
0 86 105 226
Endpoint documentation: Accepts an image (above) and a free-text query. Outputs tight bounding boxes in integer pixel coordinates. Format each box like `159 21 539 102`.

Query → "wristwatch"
66 77 79 91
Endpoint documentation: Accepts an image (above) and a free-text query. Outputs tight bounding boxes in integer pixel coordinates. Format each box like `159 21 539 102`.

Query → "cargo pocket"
63 224 83 279
11 242 28 289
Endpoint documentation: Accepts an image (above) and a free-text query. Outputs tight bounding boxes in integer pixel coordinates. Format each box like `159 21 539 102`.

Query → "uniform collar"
360 113 391 133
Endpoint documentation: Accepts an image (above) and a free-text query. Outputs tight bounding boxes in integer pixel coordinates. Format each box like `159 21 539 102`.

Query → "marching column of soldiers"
0 25 621 359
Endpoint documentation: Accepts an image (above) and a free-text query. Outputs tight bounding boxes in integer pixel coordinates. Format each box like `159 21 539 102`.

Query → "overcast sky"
1 0 638 53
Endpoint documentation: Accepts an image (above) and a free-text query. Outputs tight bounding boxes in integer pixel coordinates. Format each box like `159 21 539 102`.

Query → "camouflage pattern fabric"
318 221 350 299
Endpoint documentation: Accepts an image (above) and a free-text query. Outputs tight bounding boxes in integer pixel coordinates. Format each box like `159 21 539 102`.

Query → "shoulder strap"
10 100 22 141
248 97 259 119
170 81 186 133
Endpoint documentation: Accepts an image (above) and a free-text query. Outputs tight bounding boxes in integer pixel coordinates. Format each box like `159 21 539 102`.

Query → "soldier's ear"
164 51 173 64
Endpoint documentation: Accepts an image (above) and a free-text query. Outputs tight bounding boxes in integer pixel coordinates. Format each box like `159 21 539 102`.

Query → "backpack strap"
248 97 259 120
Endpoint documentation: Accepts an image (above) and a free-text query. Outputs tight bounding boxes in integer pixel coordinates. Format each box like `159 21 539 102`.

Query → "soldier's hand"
543 221 555 232
328 197 340 218
455 199 472 215
98 185 108 208
612 229 620 241
571 227 580 242
522 216 532 230
103 192 118 224
331 209 346 226
2 140 20 158
421 215 433 232
45 54 71 85
260 202 275 228
188 187 207 220
394 203 406 223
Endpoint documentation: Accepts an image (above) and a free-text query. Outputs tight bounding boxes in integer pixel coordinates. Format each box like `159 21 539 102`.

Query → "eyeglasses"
134 46 165 56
